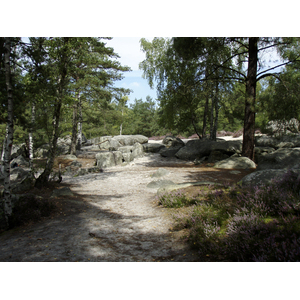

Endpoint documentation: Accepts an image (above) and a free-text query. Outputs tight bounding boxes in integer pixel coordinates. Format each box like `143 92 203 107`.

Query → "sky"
104 37 158 106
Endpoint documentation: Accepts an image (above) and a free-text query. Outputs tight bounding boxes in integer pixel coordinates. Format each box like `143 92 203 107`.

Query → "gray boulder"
256 148 300 170
207 150 229 163
11 155 29 167
147 179 175 189
113 135 148 146
162 136 185 148
240 169 300 186
214 156 256 169
118 146 134 163
95 151 123 168
143 143 166 153
11 167 29 180
255 134 300 149
265 118 300 136
131 142 144 159
159 145 183 157
175 139 242 161
151 168 170 178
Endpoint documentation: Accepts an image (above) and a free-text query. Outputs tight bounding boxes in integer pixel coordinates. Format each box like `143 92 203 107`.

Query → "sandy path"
0 154 200 262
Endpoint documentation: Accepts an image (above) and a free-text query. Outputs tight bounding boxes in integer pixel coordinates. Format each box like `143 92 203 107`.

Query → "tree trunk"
77 94 82 150
202 96 209 138
28 102 35 170
212 82 219 141
70 91 79 155
2 38 14 227
242 38 258 161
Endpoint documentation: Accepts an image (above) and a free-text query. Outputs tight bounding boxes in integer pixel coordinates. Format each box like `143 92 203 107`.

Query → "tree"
1 37 16 227
168 37 300 159
34 37 71 188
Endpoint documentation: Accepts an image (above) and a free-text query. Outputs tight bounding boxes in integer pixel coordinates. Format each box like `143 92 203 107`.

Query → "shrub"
156 189 197 208
167 169 300 261
8 195 56 228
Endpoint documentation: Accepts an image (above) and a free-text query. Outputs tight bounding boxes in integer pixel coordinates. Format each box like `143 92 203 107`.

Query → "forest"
1 37 300 229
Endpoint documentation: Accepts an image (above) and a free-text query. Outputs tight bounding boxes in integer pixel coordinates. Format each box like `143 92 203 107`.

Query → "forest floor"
0 143 253 262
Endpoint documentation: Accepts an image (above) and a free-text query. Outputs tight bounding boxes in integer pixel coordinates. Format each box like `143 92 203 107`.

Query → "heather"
157 170 300 261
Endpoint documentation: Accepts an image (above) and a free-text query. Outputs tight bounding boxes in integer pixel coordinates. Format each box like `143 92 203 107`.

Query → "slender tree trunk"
70 91 79 155
2 38 14 227
210 91 216 140
28 102 35 170
202 96 209 138
1 135 7 174
212 82 219 141
77 94 82 150
192 115 201 139
242 37 258 160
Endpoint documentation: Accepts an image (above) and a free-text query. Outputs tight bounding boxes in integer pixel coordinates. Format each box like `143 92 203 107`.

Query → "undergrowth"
8 195 56 229
157 170 300 261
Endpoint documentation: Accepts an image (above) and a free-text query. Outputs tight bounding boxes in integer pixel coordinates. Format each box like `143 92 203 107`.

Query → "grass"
156 169 300 261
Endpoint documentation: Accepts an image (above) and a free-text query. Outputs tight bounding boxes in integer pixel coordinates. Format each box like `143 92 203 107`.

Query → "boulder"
131 142 144 159
113 135 148 146
34 145 49 158
175 139 242 161
162 136 185 148
151 168 170 178
256 148 300 170
143 143 166 153
95 151 123 168
255 134 300 149
11 144 28 161
147 179 175 189
118 146 134 163
11 155 29 167
214 156 257 169
159 145 183 157
11 167 29 180
265 118 300 136
207 150 229 163
240 169 300 186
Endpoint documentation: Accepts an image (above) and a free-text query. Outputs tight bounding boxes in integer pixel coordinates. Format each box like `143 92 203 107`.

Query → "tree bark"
202 96 209 138
70 91 79 155
242 38 258 160
2 37 14 227
77 94 82 151
28 102 35 170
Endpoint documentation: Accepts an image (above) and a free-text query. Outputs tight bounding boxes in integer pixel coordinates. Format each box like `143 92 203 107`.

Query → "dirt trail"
0 153 252 262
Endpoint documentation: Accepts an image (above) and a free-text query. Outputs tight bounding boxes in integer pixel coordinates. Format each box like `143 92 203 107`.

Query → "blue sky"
104 37 158 106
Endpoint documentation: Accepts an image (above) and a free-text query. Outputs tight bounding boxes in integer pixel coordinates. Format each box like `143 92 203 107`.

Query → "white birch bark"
28 102 35 171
